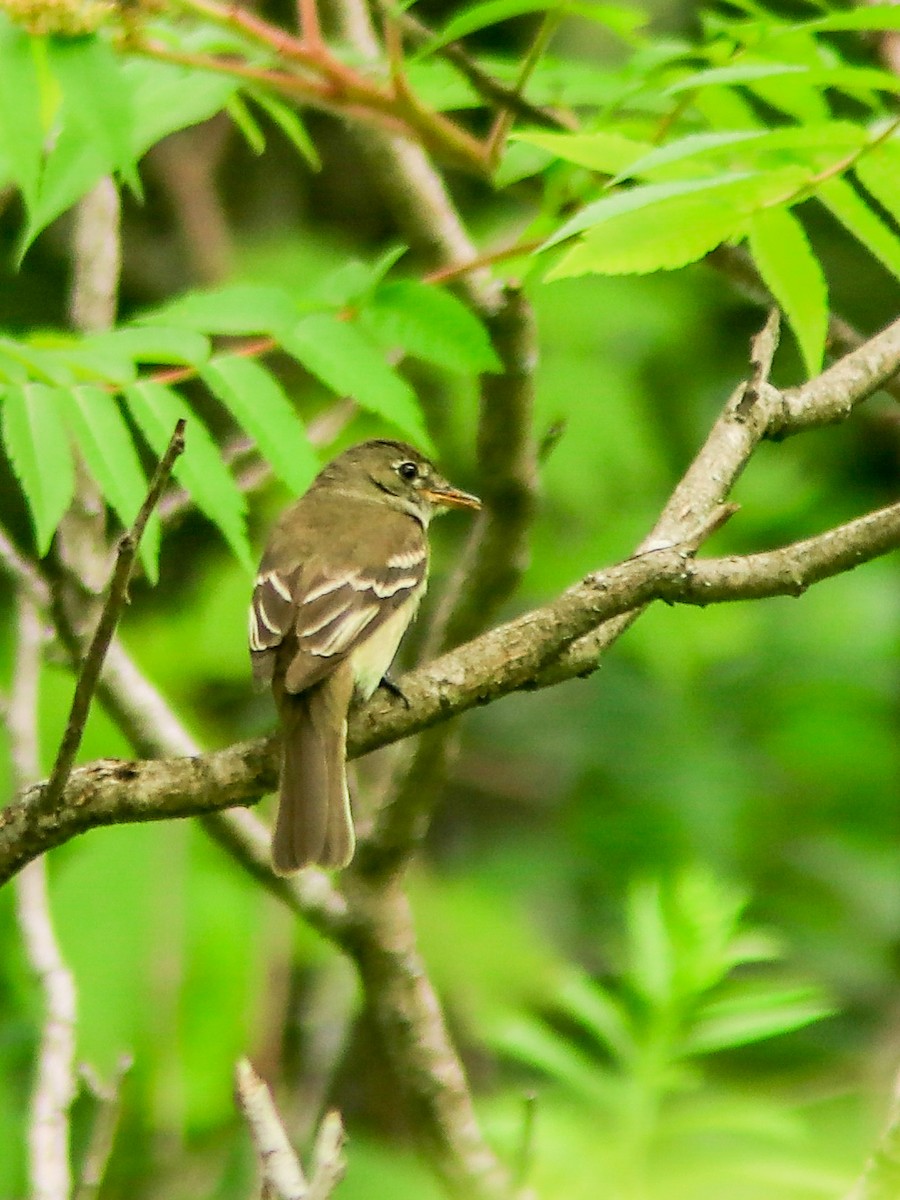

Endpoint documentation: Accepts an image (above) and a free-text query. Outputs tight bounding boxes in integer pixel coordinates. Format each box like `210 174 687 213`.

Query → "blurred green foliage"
0 0 898 1194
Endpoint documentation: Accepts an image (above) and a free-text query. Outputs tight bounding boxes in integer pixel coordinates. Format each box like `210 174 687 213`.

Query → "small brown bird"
250 439 480 873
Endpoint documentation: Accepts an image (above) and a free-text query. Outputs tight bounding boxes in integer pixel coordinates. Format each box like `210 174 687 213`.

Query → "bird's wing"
250 523 427 694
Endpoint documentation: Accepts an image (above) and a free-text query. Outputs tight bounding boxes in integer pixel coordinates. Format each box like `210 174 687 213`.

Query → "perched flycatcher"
250 439 480 874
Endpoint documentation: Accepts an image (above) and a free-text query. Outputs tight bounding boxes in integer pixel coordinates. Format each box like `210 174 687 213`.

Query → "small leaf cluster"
489 2 900 374
489 868 834 1142
0 267 499 574
0 11 310 254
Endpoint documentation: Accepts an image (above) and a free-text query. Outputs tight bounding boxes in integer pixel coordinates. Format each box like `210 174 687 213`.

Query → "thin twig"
382 1 574 133
38 419 186 814
307 1110 346 1200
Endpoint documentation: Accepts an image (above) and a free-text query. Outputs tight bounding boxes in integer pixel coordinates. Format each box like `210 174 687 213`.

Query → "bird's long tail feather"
272 668 355 873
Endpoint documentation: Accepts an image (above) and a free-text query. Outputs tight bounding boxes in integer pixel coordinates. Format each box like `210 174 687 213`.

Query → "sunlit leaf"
512 129 655 176
419 0 642 57
0 16 43 210
612 122 866 185
546 189 744 277
87 326 212 367
246 89 321 171
746 206 827 375
140 285 298 337
686 984 836 1054
280 313 431 446
1 382 75 554
667 61 900 98
362 281 502 372
226 93 266 156
855 139 900 228
818 176 900 281
22 123 108 250
124 381 252 570
46 35 139 189
124 57 238 156
200 356 318 493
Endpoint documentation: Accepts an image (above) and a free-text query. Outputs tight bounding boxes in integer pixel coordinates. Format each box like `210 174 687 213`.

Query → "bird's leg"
378 674 411 707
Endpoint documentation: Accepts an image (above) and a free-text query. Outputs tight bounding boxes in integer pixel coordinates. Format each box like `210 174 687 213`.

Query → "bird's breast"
349 586 425 700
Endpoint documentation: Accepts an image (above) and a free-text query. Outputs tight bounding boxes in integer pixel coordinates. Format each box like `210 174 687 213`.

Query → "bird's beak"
423 483 482 511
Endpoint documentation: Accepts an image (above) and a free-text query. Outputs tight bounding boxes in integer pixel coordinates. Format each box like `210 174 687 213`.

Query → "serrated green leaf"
543 169 807 250
747 207 828 376
856 140 900 227
246 89 321 171
612 122 866 185
200 356 317 493
494 139 554 186
547 190 745 278
362 281 502 372
685 985 835 1054
281 313 431 447
2 383 75 554
22 122 108 250
46 35 138 189
87 326 211 367
818 175 900 280
61 386 160 581
124 58 238 156
124 382 251 570
512 129 655 175
0 16 43 210
140 285 298 337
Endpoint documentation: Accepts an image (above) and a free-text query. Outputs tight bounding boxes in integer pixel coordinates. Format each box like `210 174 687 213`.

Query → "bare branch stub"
38 419 186 815
10 594 78 1200
235 1057 308 1200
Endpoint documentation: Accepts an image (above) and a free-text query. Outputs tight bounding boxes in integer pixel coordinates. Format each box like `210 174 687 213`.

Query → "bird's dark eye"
397 461 418 481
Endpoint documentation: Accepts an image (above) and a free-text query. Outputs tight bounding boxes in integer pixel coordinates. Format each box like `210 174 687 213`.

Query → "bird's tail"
272 670 355 873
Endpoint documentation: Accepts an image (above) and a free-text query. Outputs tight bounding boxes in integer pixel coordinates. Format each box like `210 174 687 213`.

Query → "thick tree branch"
2 497 897 884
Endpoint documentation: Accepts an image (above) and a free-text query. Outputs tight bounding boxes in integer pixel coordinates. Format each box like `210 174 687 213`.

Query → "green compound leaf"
1 382 75 555
747 206 828 376
124 381 252 571
200 356 318 494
